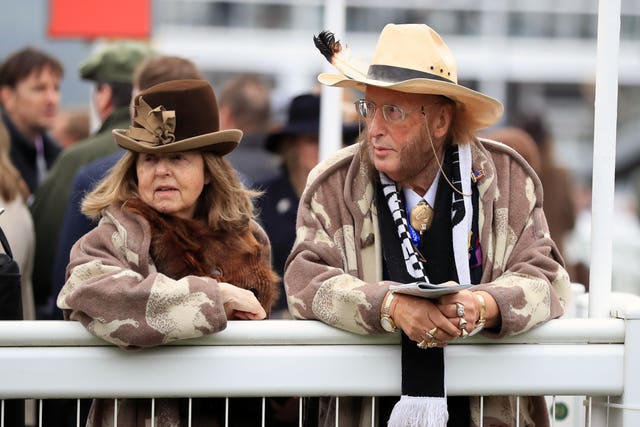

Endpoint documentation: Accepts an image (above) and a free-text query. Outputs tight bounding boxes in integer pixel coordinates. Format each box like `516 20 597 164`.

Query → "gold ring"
461 329 469 338
456 303 465 318
417 339 429 349
427 339 438 348
459 318 468 330
426 327 438 339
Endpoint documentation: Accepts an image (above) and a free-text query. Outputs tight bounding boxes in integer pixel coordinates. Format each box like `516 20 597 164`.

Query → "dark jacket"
255 170 298 314
3 110 61 195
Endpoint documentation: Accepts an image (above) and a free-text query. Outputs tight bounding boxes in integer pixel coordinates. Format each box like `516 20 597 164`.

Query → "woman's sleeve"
57 222 228 349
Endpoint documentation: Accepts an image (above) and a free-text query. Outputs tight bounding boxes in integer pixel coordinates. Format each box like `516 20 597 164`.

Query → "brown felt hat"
113 79 242 155
317 23 504 130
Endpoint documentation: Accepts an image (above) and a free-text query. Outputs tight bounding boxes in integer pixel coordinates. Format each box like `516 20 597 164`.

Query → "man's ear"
431 103 453 139
0 86 15 112
95 83 115 119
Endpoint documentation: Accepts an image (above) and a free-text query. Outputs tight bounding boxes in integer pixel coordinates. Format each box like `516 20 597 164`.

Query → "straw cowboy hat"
113 79 242 155
315 23 504 130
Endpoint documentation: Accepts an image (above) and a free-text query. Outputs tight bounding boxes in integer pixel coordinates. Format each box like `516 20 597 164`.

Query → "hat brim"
318 73 504 130
265 122 360 153
113 129 242 155
265 121 319 153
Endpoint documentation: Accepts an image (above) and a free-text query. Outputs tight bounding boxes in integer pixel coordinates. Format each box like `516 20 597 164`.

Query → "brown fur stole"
123 198 279 313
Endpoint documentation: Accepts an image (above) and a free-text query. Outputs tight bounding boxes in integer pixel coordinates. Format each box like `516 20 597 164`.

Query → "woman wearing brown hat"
286 24 571 426
57 79 279 426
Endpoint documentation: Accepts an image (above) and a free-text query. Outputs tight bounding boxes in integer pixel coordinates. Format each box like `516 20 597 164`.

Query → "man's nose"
367 108 386 138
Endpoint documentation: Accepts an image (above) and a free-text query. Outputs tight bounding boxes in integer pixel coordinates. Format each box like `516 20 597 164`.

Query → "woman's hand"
217 282 267 320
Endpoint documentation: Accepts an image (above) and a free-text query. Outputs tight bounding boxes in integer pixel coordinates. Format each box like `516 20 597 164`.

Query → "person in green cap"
30 40 155 320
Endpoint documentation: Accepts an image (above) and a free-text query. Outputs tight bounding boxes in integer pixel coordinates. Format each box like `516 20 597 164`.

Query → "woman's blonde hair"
82 151 260 233
0 120 29 202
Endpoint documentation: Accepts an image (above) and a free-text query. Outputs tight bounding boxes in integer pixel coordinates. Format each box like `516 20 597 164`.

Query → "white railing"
1 315 639 426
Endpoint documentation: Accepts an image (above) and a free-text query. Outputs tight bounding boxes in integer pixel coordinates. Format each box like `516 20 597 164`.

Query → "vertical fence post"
588 0 621 318
610 311 640 426
622 313 640 426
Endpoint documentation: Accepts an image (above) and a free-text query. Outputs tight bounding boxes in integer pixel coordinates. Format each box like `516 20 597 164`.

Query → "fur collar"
123 198 279 313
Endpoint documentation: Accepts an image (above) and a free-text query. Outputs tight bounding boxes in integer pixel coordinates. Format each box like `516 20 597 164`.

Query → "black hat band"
367 64 454 84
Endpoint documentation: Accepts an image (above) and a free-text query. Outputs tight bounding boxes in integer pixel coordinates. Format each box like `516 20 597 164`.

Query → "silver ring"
461 329 469 338
456 303 465 318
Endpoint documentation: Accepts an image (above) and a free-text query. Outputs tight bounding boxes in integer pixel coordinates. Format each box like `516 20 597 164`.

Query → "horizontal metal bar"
0 343 623 399
0 318 626 347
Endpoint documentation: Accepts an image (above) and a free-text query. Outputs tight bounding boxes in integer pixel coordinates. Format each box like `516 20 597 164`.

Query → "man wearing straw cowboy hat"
285 24 571 426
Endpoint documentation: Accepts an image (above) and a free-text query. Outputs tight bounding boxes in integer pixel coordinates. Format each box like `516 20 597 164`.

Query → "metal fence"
1 315 638 426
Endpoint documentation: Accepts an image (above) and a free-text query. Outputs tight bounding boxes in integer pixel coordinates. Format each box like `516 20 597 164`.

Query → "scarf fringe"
387 395 448 427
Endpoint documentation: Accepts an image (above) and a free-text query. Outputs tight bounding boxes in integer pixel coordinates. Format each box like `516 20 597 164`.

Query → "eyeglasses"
354 99 424 123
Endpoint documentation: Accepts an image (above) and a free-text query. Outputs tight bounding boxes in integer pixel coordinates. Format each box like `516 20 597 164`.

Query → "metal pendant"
409 201 434 234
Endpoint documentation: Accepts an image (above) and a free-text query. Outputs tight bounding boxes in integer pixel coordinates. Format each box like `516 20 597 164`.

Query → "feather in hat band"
126 98 176 146
368 64 454 85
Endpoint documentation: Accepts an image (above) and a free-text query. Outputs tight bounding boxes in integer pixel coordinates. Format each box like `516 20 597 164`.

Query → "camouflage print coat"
58 202 277 427
284 140 572 427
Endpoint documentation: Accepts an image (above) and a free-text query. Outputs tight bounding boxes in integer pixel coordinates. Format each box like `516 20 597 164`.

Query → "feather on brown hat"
113 79 242 155
315 23 504 130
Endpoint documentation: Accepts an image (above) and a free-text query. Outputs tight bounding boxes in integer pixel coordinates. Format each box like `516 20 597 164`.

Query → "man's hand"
389 290 461 346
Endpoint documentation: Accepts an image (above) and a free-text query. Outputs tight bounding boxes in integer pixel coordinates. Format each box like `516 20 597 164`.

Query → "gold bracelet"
468 292 486 336
475 292 486 327
380 292 397 332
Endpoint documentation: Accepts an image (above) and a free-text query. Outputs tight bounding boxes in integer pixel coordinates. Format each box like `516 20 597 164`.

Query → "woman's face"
136 151 209 220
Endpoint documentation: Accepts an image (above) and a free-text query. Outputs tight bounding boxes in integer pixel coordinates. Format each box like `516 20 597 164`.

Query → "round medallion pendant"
410 201 434 233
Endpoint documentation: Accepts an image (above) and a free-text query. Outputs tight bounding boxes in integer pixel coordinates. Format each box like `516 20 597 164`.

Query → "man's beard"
359 125 435 185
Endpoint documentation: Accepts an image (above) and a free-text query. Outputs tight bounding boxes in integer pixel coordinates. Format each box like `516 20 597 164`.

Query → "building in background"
3 1 638 178
1 0 639 290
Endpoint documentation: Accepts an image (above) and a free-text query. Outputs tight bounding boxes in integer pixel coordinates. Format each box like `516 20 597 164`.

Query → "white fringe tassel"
387 395 448 427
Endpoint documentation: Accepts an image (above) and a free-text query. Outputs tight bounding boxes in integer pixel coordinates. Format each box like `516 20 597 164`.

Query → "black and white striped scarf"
379 143 473 287
380 143 473 427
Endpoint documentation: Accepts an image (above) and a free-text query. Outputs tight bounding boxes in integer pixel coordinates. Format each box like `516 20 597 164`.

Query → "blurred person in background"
517 113 577 263
30 40 154 319
218 74 280 185
49 55 205 320
50 107 91 148
0 110 33 427
0 117 35 321
564 171 640 296
57 79 278 426
479 126 542 177
0 47 64 196
256 92 358 318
